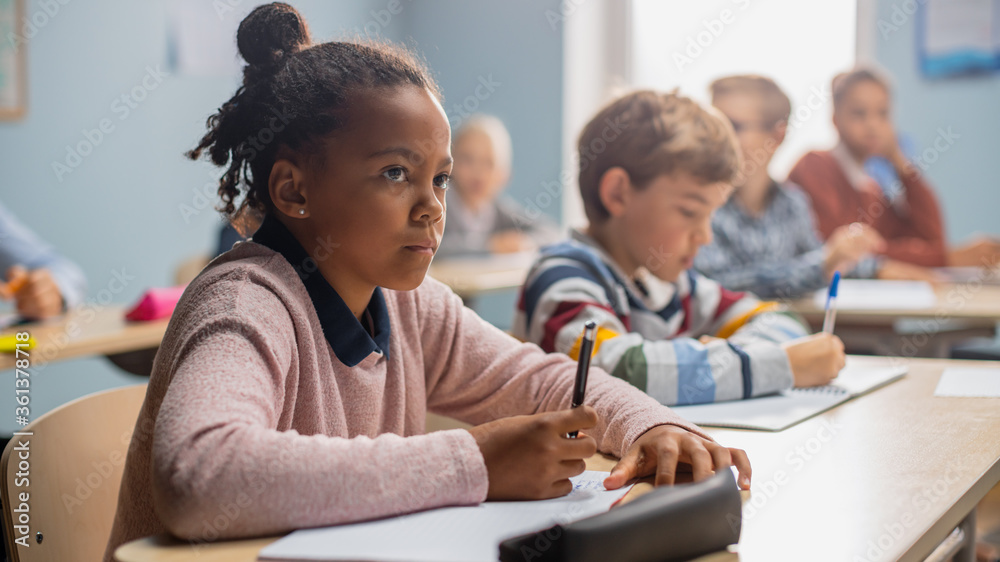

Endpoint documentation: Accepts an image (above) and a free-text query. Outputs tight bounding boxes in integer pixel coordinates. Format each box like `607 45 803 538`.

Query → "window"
630 0 857 177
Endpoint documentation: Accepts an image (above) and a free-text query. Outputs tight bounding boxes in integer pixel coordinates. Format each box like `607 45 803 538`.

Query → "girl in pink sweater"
104 3 750 559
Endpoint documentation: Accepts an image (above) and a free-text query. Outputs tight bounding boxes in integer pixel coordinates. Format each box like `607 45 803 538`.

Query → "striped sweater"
513 230 807 406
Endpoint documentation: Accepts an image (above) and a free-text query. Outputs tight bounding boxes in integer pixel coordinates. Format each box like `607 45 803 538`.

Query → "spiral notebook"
671 363 908 431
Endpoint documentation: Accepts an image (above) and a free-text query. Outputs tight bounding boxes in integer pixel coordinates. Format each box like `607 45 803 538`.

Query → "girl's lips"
405 245 435 256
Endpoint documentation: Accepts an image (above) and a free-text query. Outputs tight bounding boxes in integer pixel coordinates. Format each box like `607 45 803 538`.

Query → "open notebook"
258 471 631 562
670 362 907 431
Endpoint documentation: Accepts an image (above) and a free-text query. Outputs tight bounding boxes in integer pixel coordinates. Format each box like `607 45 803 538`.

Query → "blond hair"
577 90 740 223
454 114 513 173
710 74 791 127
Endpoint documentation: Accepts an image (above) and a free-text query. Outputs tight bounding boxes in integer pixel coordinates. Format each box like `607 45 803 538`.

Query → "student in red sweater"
789 68 1000 270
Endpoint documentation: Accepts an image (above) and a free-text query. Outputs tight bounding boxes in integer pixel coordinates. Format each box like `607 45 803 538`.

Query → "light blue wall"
872 0 1000 242
0 0 391 434
387 0 565 329
388 0 565 222
0 1 563 430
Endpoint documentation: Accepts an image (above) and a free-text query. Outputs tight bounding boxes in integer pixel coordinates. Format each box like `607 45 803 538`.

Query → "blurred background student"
789 68 1000 270
0 200 86 320
437 114 559 259
695 75 934 299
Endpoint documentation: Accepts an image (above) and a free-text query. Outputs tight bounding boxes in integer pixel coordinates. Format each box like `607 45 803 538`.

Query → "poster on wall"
0 0 26 119
919 0 1000 78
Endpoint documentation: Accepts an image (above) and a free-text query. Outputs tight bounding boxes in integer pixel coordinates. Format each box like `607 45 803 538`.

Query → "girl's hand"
468 406 599 500
604 425 751 491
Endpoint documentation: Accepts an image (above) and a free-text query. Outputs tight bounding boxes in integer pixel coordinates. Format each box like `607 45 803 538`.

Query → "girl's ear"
269 158 309 218
597 166 632 219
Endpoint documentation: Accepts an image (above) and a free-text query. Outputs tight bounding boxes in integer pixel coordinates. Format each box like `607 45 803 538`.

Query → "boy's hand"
948 237 1000 268
489 231 533 254
605 425 751 491
468 406 599 500
824 223 886 275
4 266 64 320
877 260 943 283
782 333 845 388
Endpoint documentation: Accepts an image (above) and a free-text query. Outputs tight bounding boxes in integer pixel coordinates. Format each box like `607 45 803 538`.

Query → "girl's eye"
678 208 697 219
434 173 450 190
383 167 407 183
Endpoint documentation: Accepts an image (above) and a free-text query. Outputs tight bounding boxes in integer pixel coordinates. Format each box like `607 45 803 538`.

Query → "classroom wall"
386 0 565 224
0 0 393 435
869 0 1000 243
382 0 566 329
0 1 565 430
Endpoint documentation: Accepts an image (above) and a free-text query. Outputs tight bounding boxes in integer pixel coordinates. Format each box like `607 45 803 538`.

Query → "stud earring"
298 209 306 216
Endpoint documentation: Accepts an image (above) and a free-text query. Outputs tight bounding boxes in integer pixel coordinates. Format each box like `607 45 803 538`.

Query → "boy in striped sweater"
513 91 846 406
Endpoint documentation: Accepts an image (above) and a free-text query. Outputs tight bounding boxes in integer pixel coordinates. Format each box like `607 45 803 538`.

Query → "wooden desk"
116 357 1000 562
0 306 169 372
788 284 1000 358
428 254 535 299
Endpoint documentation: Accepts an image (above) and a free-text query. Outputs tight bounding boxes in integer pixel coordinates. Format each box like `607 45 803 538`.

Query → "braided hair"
187 2 440 232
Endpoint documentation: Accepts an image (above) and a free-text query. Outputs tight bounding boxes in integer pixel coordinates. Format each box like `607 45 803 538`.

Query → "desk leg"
955 508 977 562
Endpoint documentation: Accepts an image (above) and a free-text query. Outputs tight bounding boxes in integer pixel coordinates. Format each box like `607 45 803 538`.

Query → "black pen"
568 320 597 439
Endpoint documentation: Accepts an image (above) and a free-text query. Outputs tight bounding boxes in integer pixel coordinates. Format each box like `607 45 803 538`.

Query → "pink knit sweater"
104 241 706 560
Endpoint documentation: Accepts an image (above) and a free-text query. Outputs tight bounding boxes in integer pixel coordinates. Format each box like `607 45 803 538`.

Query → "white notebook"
258 471 630 562
671 363 908 431
811 280 937 310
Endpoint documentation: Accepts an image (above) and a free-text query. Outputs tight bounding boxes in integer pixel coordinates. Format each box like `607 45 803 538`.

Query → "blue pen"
822 271 841 334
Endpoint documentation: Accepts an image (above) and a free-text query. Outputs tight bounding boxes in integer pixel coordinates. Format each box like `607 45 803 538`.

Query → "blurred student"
437 114 558 259
695 75 933 299
514 90 846 408
789 68 1000 269
0 200 86 319
105 6 750 559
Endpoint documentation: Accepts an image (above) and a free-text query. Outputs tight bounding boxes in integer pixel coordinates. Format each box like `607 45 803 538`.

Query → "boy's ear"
269 158 309 219
598 167 632 218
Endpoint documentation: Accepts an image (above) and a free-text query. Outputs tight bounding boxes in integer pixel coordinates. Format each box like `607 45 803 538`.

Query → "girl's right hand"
782 333 846 388
468 406 599 500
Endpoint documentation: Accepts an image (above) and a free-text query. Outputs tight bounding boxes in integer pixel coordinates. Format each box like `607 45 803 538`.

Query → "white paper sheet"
934 368 1000 397
258 471 630 561
812 280 937 310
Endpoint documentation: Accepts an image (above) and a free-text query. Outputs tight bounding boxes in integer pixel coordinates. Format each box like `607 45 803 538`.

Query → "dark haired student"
104 4 750 558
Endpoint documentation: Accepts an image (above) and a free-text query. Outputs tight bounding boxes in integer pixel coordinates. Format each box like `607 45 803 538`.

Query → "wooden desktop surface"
0 306 169 371
428 254 534 297
788 283 1000 326
115 356 1000 562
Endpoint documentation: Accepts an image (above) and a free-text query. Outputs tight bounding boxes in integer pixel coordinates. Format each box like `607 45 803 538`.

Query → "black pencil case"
498 469 742 562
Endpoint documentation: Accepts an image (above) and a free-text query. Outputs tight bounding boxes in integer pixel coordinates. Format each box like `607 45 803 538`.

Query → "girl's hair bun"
236 2 311 72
